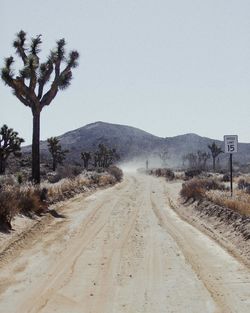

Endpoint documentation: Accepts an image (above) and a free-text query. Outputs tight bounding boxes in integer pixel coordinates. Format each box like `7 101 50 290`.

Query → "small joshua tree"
47 137 68 171
81 152 91 170
208 142 223 171
0 124 24 174
158 150 169 167
1 31 79 183
94 144 119 168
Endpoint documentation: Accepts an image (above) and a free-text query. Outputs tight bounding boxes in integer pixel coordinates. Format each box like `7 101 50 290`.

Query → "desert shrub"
108 166 123 182
17 173 23 184
55 165 82 181
238 178 250 192
180 178 224 202
0 175 17 186
222 174 230 182
184 169 202 180
18 186 44 216
98 174 115 186
180 180 205 202
207 190 250 216
164 169 175 181
0 186 19 230
149 168 175 180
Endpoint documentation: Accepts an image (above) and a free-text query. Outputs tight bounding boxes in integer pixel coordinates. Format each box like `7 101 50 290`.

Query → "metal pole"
230 153 233 197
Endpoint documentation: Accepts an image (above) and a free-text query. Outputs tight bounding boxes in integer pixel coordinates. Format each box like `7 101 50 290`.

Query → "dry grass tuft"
207 190 250 216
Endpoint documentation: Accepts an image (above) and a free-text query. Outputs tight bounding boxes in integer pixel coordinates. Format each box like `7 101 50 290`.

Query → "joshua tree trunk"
32 111 40 184
0 158 6 175
212 157 216 172
52 159 56 171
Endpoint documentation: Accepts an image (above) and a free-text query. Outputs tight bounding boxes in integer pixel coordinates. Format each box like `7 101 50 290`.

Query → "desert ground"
0 173 250 313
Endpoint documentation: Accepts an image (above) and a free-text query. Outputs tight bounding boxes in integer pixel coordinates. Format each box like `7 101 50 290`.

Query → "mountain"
23 121 250 168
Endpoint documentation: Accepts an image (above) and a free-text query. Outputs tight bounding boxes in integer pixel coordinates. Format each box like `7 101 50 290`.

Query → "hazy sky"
1 0 250 144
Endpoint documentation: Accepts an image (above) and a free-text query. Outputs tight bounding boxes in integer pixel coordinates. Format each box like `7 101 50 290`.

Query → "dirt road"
0 174 250 313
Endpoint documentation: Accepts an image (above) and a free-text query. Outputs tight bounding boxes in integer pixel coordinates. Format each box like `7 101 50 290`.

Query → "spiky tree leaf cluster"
0 124 24 174
208 142 223 171
1 31 79 183
47 137 68 171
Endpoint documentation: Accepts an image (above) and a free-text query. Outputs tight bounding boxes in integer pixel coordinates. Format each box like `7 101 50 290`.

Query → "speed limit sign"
224 135 238 154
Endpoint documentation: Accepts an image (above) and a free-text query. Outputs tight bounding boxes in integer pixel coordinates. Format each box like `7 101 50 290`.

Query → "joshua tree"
1 30 79 183
94 144 119 168
81 151 91 170
0 124 24 174
158 149 169 167
183 151 210 170
47 137 68 171
208 142 223 171
197 150 210 170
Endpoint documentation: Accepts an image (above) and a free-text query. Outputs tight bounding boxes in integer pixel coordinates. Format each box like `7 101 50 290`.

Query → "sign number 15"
224 135 238 154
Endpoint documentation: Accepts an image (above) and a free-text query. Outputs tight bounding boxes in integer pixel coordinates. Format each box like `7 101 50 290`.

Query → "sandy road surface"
0 174 250 313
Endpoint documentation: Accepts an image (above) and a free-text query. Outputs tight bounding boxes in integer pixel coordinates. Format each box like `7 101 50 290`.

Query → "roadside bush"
98 174 115 186
18 187 44 216
184 169 202 180
222 174 230 182
165 169 175 181
108 166 123 182
53 165 82 182
180 178 224 202
180 180 205 202
150 168 175 180
238 178 250 193
207 190 250 216
0 175 17 186
0 186 19 231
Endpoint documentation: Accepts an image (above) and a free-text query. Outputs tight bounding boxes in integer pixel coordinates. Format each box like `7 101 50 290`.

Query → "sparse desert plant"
17 173 23 184
180 178 224 202
0 124 24 174
180 180 205 202
222 174 230 182
0 174 17 186
207 190 250 216
184 169 202 179
18 184 48 216
149 168 175 180
98 174 115 186
108 166 123 182
0 186 19 230
238 178 250 193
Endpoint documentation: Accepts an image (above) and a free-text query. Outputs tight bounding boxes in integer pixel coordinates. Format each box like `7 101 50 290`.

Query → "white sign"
224 135 238 153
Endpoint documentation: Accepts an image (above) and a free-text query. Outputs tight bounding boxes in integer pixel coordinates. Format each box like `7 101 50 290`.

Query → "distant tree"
158 150 169 167
0 124 24 174
208 142 223 171
184 153 198 169
1 30 79 183
81 151 91 170
197 150 210 170
184 151 210 170
94 144 119 168
47 137 68 171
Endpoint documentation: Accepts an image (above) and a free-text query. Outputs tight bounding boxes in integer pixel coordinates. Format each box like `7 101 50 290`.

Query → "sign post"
224 135 238 197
